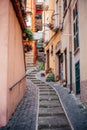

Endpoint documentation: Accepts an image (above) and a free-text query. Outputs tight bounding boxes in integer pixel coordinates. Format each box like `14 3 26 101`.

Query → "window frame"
63 0 67 15
73 2 79 52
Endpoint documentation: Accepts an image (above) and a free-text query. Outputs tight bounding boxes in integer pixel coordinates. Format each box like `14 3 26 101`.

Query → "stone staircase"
27 70 72 130
25 51 34 70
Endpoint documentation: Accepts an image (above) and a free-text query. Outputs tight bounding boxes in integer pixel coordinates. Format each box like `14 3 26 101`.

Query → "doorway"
46 49 49 70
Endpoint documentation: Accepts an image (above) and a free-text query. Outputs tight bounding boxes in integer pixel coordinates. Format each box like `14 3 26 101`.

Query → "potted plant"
23 28 33 41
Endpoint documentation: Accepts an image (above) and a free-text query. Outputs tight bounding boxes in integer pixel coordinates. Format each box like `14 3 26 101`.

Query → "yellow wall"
44 32 60 75
44 0 60 76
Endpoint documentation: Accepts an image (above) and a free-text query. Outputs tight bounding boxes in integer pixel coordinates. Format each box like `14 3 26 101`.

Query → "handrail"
9 75 26 91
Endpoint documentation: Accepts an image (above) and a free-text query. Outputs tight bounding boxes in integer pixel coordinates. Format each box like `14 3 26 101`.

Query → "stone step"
40 128 71 130
39 107 64 115
32 72 37 74
27 77 36 80
31 80 41 82
25 57 33 59
37 85 51 87
26 58 33 60
38 125 71 130
39 100 61 107
27 74 36 76
39 90 55 92
39 95 58 100
26 60 33 62
39 92 56 95
25 55 33 57
32 82 46 85
39 113 65 117
26 63 34 65
38 85 53 90
25 54 33 55
39 105 61 108
26 65 34 67
27 77 36 79
39 93 57 96
39 98 59 101
38 116 70 128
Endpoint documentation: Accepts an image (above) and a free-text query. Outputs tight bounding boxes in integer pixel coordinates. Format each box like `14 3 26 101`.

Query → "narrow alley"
0 68 87 130
1 0 87 130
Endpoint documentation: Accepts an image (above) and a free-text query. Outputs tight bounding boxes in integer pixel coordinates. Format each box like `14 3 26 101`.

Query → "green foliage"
23 29 33 41
46 73 55 82
39 62 44 70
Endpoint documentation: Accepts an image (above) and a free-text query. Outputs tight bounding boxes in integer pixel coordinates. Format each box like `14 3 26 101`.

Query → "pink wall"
0 0 9 126
0 0 26 127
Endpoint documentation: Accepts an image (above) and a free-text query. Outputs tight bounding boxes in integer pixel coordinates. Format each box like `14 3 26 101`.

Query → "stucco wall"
0 0 26 126
61 11 70 85
7 1 26 121
79 0 87 81
45 32 60 76
0 0 9 126
79 0 87 104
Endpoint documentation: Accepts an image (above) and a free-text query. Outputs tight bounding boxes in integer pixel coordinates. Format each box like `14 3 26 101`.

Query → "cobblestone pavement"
52 83 87 130
0 76 38 130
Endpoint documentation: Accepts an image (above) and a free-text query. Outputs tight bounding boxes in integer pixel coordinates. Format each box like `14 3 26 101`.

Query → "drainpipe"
69 1 72 93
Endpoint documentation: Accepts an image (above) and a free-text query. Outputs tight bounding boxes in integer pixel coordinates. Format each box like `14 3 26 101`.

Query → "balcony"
42 0 49 11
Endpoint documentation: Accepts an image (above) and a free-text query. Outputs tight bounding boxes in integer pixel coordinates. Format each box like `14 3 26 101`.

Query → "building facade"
44 0 87 105
0 0 26 126
44 0 61 76
25 0 37 68
71 0 87 105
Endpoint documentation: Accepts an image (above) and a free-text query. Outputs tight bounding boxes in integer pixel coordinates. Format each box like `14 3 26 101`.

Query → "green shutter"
75 61 80 94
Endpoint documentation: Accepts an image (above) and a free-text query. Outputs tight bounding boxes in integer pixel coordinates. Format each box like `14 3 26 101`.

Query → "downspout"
69 1 72 93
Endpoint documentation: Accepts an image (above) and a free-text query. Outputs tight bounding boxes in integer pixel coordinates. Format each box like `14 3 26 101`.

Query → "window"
63 0 67 15
51 45 53 55
35 14 42 20
55 0 59 27
73 2 79 51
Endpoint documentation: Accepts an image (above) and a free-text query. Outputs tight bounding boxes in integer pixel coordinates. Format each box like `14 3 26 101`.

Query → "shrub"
46 73 55 82
39 62 44 70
